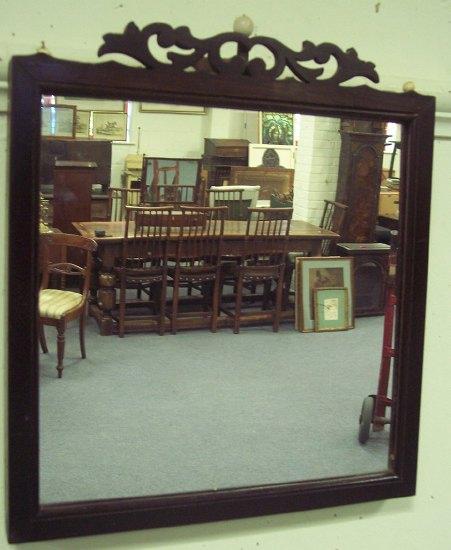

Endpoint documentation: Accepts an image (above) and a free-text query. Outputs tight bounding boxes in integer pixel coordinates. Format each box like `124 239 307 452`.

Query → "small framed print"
41 105 76 138
295 256 354 332
139 102 206 114
75 110 91 138
92 111 127 141
313 287 350 332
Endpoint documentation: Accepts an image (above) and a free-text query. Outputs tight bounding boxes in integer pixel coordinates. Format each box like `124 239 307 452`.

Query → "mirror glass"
38 96 401 505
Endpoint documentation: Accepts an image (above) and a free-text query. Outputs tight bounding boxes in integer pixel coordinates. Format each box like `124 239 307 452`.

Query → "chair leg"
234 273 244 334
262 280 272 310
273 274 284 333
159 277 167 336
211 277 220 333
56 321 66 378
171 274 180 335
39 321 48 353
119 279 126 338
79 307 86 358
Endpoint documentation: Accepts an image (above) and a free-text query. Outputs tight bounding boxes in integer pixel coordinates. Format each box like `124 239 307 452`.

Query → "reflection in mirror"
38 96 401 504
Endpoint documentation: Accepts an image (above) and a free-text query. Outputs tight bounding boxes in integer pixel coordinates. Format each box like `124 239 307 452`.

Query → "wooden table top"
73 219 339 243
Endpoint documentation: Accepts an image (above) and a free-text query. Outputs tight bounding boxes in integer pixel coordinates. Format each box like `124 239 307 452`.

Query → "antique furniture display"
107 187 143 221
221 208 293 334
40 138 112 192
208 186 259 220
335 120 388 243
337 242 391 317
39 232 97 378
228 165 294 201
74 218 338 336
142 157 202 203
8 20 434 544
52 160 98 234
167 206 228 334
295 256 355 333
202 138 249 187
115 205 174 337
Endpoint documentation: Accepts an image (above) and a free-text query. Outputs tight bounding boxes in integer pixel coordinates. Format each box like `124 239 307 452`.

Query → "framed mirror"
7 22 434 543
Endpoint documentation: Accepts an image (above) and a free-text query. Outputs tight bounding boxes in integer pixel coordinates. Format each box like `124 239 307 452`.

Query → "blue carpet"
39 316 390 503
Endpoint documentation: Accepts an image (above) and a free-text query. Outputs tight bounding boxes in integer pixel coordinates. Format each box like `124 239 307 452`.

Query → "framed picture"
313 287 350 332
248 144 296 169
41 105 76 138
75 110 91 138
56 96 126 112
295 256 354 332
139 102 206 114
92 111 127 141
259 112 294 145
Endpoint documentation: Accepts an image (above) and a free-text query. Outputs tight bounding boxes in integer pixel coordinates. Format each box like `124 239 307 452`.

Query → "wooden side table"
337 242 390 316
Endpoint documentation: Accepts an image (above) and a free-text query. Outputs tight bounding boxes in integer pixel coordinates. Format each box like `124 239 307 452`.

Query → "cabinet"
202 138 249 187
335 120 388 242
337 242 390 316
53 161 98 233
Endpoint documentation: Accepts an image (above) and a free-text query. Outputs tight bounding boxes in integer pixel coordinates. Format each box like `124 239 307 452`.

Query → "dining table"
74 219 340 335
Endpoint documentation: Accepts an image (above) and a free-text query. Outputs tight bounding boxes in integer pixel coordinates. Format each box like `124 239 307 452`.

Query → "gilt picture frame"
92 111 127 141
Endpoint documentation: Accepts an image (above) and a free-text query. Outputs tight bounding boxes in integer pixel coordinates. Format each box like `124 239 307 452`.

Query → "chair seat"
228 262 284 281
115 265 164 284
167 264 217 283
39 289 83 319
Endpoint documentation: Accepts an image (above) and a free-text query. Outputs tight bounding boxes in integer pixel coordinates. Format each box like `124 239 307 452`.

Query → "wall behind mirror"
38 96 401 505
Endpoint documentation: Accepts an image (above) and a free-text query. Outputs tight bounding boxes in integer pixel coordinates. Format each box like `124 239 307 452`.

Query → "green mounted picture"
259 112 294 145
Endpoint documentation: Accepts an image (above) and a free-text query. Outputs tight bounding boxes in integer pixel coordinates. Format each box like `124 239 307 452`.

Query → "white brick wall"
293 115 341 224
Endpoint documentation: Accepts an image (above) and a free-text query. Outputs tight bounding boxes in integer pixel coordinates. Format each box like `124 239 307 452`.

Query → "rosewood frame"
7 23 434 543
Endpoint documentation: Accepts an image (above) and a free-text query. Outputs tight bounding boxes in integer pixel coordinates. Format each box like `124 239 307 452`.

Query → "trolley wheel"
358 396 375 444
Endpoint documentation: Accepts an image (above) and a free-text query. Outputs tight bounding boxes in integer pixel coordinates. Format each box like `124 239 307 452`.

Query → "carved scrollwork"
98 22 379 85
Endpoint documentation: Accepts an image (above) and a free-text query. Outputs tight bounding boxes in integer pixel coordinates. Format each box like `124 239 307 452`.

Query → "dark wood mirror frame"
7 22 434 543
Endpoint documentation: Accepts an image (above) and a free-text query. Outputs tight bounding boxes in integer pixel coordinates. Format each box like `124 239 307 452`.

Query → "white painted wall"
1 1 451 549
293 115 341 223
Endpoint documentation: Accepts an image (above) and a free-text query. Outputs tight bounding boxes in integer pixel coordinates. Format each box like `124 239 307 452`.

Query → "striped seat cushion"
39 289 83 319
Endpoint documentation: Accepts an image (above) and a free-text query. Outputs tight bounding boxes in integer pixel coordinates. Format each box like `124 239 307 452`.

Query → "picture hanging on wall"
259 112 294 145
92 111 127 141
75 110 91 138
248 144 296 169
41 105 76 138
139 102 206 114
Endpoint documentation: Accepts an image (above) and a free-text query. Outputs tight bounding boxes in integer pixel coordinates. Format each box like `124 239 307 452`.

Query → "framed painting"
41 105 76 138
259 112 294 145
140 102 206 114
313 287 351 332
75 110 91 138
92 111 127 141
248 144 296 169
295 256 354 332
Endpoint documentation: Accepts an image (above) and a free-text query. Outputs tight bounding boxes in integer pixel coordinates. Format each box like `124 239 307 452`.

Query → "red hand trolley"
358 231 398 444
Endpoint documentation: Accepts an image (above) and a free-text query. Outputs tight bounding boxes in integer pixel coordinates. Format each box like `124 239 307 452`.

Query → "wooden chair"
207 188 250 220
115 205 174 337
167 206 228 334
319 199 348 255
150 184 197 206
108 187 143 221
221 207 293 334
39 232 97 378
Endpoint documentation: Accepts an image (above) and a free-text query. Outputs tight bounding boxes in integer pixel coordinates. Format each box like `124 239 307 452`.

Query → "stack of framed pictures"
294 257 355 333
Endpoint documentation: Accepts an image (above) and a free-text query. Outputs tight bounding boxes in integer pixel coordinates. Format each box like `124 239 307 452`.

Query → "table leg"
95 271 117 335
